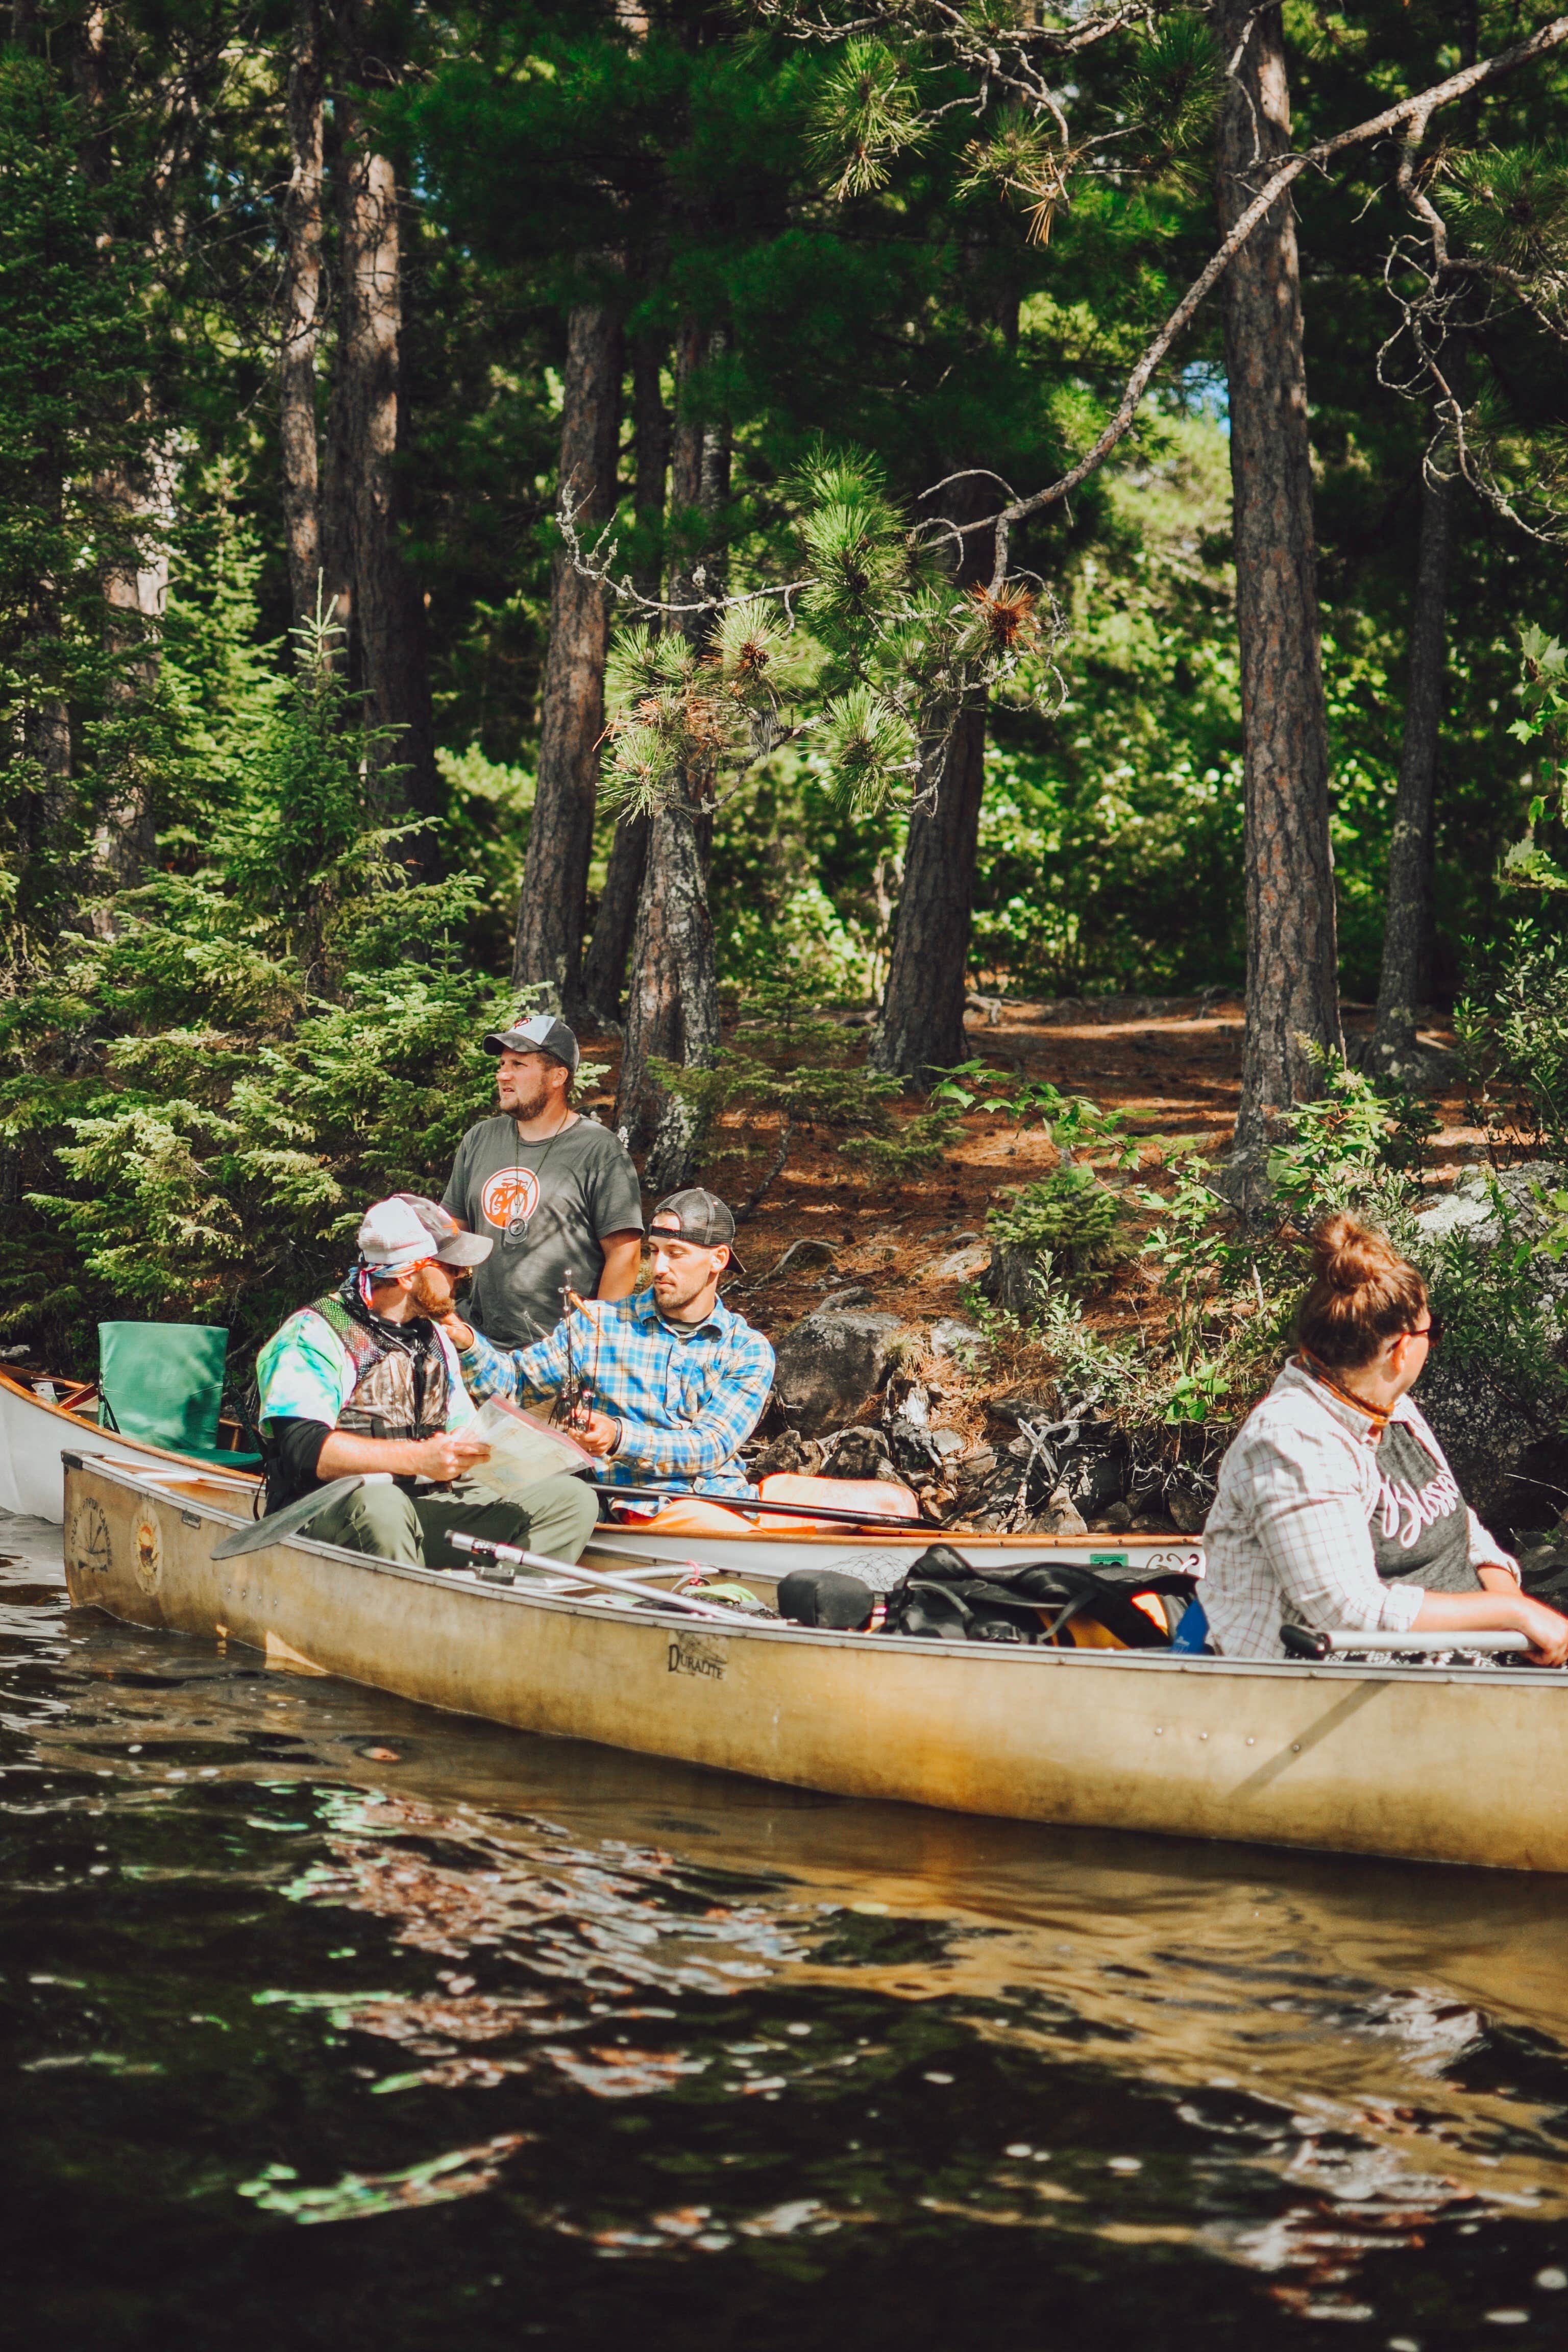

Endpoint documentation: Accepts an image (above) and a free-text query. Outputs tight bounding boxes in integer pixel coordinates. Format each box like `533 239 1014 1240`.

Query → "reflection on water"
4 1512 1568 2348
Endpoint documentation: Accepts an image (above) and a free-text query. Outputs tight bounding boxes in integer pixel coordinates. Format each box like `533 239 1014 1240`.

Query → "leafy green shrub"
1456 919 1568 1164
934 1061 1144 1168
1265 1047 1436 1226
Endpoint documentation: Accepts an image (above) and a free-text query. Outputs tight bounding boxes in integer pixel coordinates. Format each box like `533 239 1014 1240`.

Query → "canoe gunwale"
64 1453 1567 1694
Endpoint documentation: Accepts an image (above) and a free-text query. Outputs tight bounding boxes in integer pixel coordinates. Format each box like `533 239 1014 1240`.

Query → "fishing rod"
607 1484 932 1530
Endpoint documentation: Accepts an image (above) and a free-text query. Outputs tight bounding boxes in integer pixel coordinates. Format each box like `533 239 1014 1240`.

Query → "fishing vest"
307 1292 452 1444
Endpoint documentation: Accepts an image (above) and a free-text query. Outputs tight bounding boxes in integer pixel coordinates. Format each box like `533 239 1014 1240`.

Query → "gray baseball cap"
650 1187 745 1275
394 1192 494 1268
482 1011 580 1074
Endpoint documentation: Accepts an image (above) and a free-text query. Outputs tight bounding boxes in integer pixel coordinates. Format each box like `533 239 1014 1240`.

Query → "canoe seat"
98 1320 263 1469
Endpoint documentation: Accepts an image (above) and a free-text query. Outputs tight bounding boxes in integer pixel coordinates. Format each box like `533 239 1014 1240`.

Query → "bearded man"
441 1012 643 1348
254 1195 598 1568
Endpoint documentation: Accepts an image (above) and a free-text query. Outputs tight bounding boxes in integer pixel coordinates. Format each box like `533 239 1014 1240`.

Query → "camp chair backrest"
98 1322 230 1455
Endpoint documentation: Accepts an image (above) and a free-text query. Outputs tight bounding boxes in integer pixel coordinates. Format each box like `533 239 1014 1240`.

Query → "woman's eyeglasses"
1405 1314 1443 1348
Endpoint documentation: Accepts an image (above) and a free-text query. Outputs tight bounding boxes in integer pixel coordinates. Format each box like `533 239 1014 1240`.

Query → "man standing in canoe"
441 1011 644 1348
436 1188 774 1500
254 1196 599 1567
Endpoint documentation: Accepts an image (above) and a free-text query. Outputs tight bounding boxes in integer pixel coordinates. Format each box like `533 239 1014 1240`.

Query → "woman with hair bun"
1199 1213 1568 1663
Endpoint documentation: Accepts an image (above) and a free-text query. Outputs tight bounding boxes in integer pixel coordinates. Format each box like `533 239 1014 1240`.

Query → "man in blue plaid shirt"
437 1188 775 1498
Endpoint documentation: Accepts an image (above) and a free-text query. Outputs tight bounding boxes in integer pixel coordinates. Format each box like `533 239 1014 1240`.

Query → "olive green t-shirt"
442 1113 643 1348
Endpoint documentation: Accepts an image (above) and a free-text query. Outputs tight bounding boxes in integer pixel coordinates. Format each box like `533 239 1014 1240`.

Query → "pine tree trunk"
870 709 987 1088
871 459 999 1088
93 454 170 904
617 798 720 1180
1370 435 1459 1072
580 330 662 1024
77 0 162 910
280 0 325 626
511 301 623 1016
582 809 649 1024
668 315 728 615
629 327 669 600
615 317 727 1171
1215 2 1342 1162
325 19 439 871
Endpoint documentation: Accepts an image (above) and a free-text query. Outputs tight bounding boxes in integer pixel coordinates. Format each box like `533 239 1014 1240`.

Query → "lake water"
5 1511 1568 2349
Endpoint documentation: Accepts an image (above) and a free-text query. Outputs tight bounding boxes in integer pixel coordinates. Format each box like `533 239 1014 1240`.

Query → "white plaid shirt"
1203 1358 1518 1660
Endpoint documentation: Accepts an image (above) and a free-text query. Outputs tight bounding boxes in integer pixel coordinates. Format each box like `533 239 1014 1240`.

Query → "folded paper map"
469 1394 596 1489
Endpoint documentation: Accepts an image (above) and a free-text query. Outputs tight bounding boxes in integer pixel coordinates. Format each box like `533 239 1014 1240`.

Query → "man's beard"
408 1265 460 1317
500 1083 551 1122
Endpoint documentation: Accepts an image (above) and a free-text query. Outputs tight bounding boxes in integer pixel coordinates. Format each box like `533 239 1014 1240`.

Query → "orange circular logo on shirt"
480 1167 540 1229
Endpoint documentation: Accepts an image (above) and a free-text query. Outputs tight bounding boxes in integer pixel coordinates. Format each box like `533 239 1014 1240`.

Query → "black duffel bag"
881 1544 1195 1649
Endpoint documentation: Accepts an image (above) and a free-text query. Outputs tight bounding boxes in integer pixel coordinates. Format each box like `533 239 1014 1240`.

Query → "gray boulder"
1415 1163 1568 1293
749 1428 822 1480
820 1424 891 1479
772 1307 909 1437
930 1316 989 1367
1030 1483 1088 1537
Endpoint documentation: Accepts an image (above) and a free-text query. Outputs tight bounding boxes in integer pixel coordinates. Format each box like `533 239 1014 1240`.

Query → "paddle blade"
211 1474 373 1559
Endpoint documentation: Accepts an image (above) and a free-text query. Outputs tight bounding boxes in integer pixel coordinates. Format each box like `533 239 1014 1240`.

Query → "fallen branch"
737 1112 794 1223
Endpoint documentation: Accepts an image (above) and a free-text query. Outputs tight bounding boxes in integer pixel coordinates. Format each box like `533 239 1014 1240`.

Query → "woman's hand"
1515 1596 1568 1667
1414 1586 1568 1665
433 1309 475 1352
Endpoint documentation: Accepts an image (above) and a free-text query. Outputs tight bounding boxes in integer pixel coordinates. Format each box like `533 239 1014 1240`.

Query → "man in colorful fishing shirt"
254 1194 599 1566
436 1189 775 1499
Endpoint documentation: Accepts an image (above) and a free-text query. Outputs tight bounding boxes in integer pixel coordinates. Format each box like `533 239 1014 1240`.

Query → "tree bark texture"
615 317 729 1175
1215 2 1342 1159
1370 413 1461 1069
616 799 721 1182
870 705 988 1087
582 807 649 1024
668 316 729 623
630 328 669 601
580 329 663 1022
511 301 623 1016
1369 469 1452 1067
280 0 325 626
324 21 439 869
871 452 1004 1088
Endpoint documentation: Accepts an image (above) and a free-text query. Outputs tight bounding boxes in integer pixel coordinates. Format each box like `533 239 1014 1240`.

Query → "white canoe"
61 1448 1568 1875
0 1369 261 1523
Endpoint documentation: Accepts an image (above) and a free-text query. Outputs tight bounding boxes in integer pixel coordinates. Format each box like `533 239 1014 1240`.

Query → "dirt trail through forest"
581 998 1477 1358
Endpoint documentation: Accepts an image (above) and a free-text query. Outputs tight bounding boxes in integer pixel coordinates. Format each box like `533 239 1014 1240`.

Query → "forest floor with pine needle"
578 997 1479 1369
